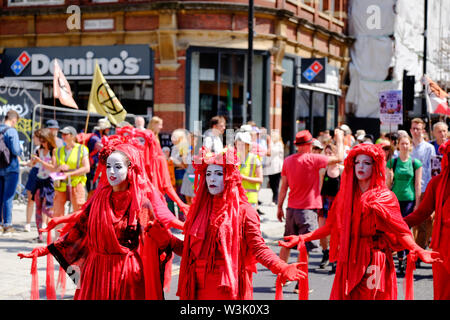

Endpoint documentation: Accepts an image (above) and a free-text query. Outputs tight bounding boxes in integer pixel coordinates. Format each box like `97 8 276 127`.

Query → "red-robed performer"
147 147 306 300
403 140 450 300
116 126 186 293
279 143 442 300
117 125 190 218
18 136 177 300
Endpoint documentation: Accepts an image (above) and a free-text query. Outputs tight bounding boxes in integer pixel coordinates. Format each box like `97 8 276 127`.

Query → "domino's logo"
11 51 31 75
302 61 324 82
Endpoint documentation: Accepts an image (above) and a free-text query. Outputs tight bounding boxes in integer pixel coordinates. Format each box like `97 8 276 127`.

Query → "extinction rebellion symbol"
11 51 31 76
96 82 125 116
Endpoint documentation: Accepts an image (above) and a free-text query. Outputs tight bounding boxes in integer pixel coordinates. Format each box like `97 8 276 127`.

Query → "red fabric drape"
177 148 249 300
298 241 309 300
31 254 39 300
319 144 418 300
45 230 56 300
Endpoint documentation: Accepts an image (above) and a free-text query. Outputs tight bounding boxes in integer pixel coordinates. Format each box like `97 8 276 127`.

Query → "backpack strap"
0 126 10 136
411 157 417 182
391 157 398 188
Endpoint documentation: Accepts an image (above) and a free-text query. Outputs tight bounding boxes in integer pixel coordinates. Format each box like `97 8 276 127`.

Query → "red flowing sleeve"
147 188 176 228
47 209 89 284
364 189 412 249
403 175 440 228
242 204 286 273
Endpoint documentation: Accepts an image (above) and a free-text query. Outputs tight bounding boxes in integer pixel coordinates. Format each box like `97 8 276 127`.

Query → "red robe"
404 174 450 300
48 189 162 300
177 197 286 300
328 188 413 300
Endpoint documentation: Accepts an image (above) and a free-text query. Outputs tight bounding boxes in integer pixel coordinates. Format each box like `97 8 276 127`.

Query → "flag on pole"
421 75 450 116
53 60 78 109
87 63 127 125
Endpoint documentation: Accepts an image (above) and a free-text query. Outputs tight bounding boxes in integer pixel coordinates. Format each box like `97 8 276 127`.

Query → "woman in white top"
30 128 57 243
263 130 284 206
170 129 189 220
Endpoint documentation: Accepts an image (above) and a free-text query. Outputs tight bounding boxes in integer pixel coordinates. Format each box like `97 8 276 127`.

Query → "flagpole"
53 60 57 119
53 95 56 120
83 110 91 145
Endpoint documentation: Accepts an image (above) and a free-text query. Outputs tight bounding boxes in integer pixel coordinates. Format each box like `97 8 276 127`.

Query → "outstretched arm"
40 209 84 234
244 206 306 284
18 246 49 259
398 233 442 264
146 220 184 256
279 222 332 249
164 185 190 216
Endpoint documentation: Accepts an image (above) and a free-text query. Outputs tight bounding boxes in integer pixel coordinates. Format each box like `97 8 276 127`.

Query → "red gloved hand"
146 220 172 249
278 234 306 249
278 263 307 285
401 234 443 265
18 246 49 259
416 249 443 264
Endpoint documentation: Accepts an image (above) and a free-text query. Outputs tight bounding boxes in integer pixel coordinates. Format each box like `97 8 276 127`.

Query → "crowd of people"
13 114 305 300
278 118 449 299
0 110 448 300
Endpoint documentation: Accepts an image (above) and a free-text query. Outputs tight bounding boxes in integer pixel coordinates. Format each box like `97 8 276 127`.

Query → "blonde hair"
171 129 189 156
148 116 163 130
271 130 283 145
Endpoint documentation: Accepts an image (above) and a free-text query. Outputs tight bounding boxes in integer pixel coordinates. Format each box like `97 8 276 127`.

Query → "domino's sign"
1 45 152 80
300 58 326 84
11 51 31 76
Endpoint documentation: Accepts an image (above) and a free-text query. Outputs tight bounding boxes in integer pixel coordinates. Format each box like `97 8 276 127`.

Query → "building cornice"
1 1 353 43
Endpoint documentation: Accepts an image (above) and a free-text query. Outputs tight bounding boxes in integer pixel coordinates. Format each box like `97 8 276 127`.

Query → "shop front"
186 46 271 133
1 44 154 118
281 55 341 154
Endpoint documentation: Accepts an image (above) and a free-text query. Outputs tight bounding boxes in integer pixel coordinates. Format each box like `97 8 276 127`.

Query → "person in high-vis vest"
52 126 90 217
235 131 263 211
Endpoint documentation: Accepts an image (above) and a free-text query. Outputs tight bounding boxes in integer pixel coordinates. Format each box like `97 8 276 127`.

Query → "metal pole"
247 0 254 123
422 0 428 116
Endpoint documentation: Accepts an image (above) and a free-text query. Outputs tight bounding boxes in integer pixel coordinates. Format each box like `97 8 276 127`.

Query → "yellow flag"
87 63 127 125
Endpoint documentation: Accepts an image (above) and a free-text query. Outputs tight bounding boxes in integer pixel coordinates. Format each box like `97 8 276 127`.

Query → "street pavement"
0 188 434 300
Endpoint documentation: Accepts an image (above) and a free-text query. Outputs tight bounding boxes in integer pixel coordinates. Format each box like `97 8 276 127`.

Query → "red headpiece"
115 126 167 190
92 134 150 226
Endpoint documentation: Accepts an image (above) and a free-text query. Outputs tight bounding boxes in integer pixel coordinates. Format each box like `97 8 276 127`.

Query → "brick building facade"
1 0 352 149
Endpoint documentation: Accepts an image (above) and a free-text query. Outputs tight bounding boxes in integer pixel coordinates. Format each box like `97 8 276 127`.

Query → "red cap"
294 130 313 145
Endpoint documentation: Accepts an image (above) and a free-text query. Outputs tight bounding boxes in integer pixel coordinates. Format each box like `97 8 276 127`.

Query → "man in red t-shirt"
277 129 344 268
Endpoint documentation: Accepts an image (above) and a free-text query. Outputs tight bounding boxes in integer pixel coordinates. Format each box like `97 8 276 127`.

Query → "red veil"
176 147 249 299
328 143 388 264
326 143 413 298
430 140 450 250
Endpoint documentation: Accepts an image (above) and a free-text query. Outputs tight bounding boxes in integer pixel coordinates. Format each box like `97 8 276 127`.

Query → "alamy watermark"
66 5 81 31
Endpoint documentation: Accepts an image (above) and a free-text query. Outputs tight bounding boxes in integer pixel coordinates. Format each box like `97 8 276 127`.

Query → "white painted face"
106 152 129 187
205 164 224 196
354 154 374 182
